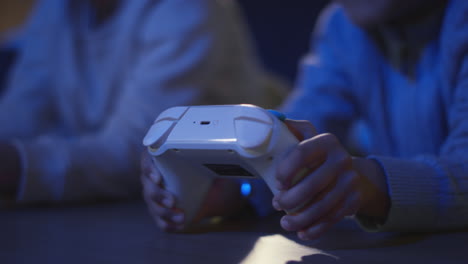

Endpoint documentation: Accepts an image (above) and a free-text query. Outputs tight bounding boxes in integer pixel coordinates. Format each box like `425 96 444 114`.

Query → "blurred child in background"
0 0 286 203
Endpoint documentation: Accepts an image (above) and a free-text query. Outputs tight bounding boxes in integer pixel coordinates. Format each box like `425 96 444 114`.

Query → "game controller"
143 104 299 226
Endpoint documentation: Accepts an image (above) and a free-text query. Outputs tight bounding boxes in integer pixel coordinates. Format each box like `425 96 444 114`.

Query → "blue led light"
240 182 252 197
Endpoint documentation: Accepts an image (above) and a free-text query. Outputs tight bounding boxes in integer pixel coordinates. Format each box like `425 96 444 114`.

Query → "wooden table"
2 201 467 264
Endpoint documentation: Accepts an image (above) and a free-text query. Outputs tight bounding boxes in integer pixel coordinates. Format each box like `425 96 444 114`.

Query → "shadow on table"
286 254 340 264
298 221 431 251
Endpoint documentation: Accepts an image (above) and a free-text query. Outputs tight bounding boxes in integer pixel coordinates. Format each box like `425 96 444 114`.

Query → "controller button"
240 107 273 124
235 119 272 151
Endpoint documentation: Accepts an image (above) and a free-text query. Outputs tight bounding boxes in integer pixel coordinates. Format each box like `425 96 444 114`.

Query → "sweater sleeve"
358 38 468 232
15 0 246 202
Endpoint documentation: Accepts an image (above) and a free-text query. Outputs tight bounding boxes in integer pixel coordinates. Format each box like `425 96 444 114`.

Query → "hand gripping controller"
142 105 299 226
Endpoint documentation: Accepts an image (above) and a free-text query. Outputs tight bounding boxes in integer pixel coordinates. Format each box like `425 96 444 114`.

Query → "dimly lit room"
1 0 468 263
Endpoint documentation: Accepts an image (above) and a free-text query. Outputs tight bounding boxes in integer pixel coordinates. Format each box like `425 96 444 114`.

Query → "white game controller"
143 104 299 226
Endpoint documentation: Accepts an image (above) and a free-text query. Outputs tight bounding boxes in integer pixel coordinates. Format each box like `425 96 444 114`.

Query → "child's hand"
141 151 185 231
141 151 247 232
273 120 389 240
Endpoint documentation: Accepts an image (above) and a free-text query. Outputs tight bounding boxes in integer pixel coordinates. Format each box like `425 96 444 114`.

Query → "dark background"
237 0 328 83
0 0 329 84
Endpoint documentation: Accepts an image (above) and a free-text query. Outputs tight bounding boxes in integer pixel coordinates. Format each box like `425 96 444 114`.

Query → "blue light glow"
241 181 252 197
267 109 286 122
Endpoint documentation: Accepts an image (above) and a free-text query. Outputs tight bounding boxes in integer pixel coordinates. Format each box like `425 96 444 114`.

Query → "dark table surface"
2 201 467 264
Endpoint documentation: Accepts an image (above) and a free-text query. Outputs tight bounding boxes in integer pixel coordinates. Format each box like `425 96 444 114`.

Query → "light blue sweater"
281 0 468 231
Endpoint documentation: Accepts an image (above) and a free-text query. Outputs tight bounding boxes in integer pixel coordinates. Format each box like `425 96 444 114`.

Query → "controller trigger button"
155 106 188 122
239 106 273 125
142 120 174 148
235 119 272 152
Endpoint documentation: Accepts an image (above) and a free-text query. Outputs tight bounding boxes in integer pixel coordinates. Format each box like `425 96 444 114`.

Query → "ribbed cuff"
355 156 439 232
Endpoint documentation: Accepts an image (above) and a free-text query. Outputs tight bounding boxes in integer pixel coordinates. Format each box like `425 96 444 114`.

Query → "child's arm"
275 56 468 238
